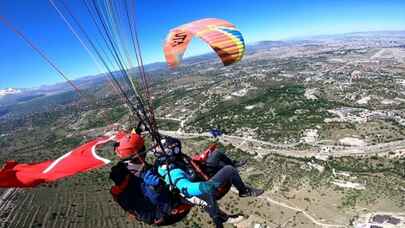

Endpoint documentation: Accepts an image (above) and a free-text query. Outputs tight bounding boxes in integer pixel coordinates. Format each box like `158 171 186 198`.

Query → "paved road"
159 130 405 158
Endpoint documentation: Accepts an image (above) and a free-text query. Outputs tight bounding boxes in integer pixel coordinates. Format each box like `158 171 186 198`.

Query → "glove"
134 121 149 134
143 170 160 186
134 127 142 135
185 196 208 208
113 142 120 151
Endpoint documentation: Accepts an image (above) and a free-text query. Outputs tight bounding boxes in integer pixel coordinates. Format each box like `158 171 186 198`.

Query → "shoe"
213 215 226 228
233 159 247 168
239 186 264 197
218 210 229 221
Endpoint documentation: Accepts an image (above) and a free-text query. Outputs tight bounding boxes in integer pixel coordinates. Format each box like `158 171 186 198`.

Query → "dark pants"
205 150 235 176
206 150 234 167
209 165 246 191
203 165 247 228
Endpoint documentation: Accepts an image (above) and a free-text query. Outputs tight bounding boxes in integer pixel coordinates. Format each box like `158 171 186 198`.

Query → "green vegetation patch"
190 83 339 142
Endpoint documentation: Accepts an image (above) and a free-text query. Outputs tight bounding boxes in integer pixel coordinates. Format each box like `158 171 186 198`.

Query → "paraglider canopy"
163 18 245 68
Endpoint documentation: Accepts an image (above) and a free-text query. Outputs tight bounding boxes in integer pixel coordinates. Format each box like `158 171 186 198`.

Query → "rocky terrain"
0 31 405 228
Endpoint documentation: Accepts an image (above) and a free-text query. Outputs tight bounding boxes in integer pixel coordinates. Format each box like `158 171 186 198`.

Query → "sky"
0 0 404 89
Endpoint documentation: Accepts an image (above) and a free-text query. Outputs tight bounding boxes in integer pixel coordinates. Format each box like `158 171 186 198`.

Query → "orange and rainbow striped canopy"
163 18 245 68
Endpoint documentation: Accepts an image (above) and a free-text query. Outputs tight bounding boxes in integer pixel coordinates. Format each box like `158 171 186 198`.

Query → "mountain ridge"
1 30 404 108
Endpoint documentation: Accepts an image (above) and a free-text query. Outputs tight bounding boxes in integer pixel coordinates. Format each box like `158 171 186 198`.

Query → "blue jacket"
158 165 214 197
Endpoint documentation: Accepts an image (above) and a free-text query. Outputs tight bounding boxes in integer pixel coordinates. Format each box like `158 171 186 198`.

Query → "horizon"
1 0 404 89
1 29 405 91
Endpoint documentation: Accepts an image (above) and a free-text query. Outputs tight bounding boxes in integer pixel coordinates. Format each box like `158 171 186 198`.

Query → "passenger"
155 137 264 228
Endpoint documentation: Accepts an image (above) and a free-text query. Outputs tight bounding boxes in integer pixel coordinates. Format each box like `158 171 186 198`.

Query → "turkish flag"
0 136 113 188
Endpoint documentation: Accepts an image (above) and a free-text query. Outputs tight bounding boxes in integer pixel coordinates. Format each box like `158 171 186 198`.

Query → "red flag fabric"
0 136 113 188
114 131 144 158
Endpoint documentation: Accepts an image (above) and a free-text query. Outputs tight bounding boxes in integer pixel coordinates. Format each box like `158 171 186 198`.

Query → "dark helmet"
153 136 183 165
162 136 182 155
154 136 182 156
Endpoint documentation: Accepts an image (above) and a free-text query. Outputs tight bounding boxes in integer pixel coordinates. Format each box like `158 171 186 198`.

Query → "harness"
110 175 130 197
110 161 192 226
155 139 215 193
159 164 190 196
110 174 145 221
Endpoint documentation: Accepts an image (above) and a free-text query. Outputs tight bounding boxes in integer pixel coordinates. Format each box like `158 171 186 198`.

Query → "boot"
213 216 225 228
239 186 264 197
232 159 247 168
